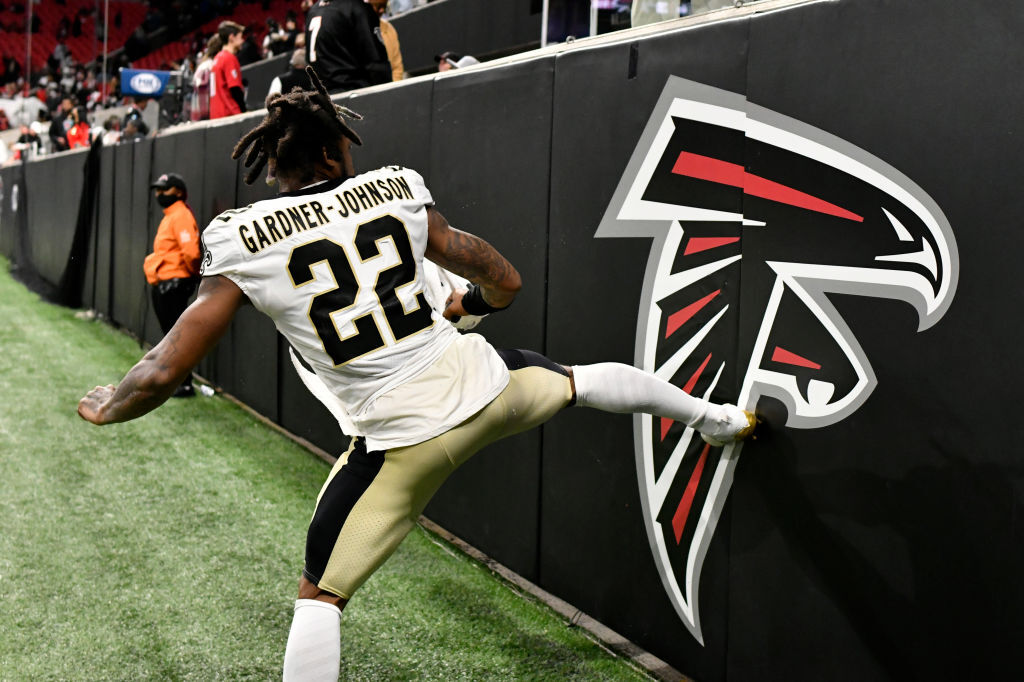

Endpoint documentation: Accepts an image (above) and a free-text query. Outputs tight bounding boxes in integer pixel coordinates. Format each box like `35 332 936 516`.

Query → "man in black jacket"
305 0 391 94
267 49 309 98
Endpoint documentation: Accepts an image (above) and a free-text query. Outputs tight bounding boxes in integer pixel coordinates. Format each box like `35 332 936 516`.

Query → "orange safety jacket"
143 200 200 285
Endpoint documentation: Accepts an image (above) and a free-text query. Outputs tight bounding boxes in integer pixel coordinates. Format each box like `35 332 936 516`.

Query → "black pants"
151 277 199 385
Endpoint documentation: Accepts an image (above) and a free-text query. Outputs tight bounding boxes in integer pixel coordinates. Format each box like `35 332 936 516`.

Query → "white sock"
572 362 744 439
282 599 342 682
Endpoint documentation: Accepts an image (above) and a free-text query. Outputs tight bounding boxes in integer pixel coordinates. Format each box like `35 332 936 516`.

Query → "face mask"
156 193 178 208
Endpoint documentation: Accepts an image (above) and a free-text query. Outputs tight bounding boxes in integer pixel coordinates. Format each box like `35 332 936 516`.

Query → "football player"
78 68 754 680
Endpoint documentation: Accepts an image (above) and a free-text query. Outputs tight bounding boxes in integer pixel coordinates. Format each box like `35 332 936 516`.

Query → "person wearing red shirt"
66 106 91 149
210 21 247 119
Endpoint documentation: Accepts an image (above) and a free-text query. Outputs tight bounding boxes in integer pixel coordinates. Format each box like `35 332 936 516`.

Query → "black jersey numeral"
355 215 435 344
287 215 433 366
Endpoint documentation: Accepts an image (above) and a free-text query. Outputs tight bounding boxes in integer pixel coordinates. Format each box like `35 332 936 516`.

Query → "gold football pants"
302 360 573 600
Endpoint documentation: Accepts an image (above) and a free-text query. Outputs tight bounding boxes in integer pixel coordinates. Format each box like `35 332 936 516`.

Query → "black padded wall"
421 56 555 581
194 119 248 390
125 139 155 336
108 141 139 328
344 78 434 175
91 143 117 317
0 165 17 259
390 0 542 75
230 152 283 424
23 153 84 287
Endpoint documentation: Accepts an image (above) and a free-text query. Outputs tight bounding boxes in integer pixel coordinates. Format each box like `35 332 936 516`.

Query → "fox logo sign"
596 77 958 644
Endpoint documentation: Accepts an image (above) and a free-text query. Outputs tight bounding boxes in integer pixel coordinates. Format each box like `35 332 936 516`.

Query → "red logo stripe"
683 352 713 394
771 346 822 369
673 443 711 543
660 417 673 441
672 151 864 222
665 290 721 339
684 236 740 255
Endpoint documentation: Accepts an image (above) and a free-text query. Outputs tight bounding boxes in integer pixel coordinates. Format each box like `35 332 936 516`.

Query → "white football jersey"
201 167 508 449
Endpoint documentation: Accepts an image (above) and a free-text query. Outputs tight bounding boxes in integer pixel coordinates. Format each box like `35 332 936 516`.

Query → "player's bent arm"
424 206 521 312
77 275 246 425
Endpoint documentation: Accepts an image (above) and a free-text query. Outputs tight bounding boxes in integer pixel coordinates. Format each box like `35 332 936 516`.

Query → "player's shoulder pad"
201 212 245 276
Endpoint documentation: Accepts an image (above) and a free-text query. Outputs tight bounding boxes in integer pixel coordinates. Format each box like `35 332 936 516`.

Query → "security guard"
144 172 201 396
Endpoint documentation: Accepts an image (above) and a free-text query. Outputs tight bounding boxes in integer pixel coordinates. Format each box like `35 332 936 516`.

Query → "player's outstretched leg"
282 591 343 681
571 362 755 446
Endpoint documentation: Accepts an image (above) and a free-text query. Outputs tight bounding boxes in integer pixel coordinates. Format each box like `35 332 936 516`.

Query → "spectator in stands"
435 51 480 72
192 35 222 122
59 64 76 97
282 12 300 50
50 41 71 73
267 49 308 98
15 124 42 158
48 97 74 152
367 0 405 82
57 15 70 40
122 98 151 136
125 26 152 61
144 172 201 397
66 106 90 149
30 109 49 152
73 69 94 109
82 71 103 110
2 53 21 85
121 119 144 143
89 113 106 144
0 108 9 131
101 115 121 146
305 0 391 94
44 82 62 112
210 21 247 119
264 18 292 57
102 74 120 107
237 26 263 67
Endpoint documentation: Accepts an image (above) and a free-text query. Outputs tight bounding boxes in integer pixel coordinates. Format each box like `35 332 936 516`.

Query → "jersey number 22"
288 215 434 365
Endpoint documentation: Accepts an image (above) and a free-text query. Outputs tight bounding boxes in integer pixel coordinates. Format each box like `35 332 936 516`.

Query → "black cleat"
172 384 196 398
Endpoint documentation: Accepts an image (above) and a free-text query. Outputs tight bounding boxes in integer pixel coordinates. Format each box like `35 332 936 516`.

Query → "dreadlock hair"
232 67 363 186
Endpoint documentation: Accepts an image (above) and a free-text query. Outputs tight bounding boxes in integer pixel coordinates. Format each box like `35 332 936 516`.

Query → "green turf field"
0 259 650 681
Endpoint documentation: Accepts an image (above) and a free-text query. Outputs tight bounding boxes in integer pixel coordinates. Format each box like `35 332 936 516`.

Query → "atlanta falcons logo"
596 77 958 644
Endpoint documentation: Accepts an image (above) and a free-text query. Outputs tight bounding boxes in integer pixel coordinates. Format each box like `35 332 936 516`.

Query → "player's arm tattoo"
425 207 522 308
87 275 245 424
